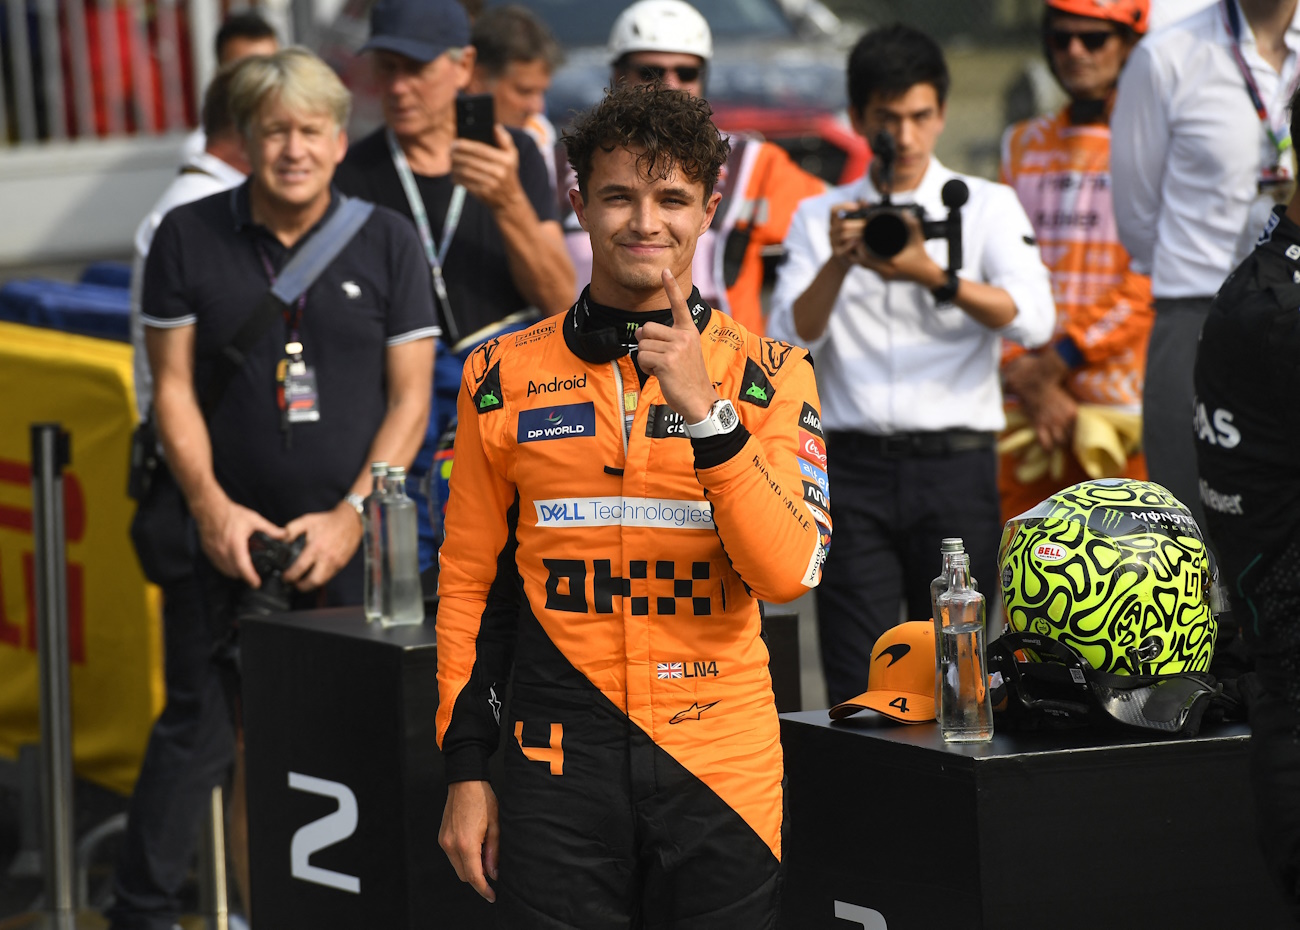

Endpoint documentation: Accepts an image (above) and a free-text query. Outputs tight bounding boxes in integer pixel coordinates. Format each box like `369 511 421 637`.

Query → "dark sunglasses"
1047 28 1117 52
635 63 703 84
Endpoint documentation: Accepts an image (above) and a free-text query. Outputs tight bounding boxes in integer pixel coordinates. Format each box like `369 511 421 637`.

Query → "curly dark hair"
563 83 730 201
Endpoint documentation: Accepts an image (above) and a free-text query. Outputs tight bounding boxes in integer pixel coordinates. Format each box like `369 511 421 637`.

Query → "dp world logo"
518 402 596 443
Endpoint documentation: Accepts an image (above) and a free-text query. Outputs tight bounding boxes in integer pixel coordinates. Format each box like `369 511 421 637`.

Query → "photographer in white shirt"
769 23 1054 706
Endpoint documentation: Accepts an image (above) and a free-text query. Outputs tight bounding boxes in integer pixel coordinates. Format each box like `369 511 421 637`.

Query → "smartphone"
455 93 497 147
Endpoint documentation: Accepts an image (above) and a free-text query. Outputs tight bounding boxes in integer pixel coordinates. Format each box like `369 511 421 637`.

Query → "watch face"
717 402 738 431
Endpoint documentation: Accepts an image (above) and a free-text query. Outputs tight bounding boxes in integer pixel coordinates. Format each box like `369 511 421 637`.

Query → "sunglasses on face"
635 64 703 84
1047 28 1117 52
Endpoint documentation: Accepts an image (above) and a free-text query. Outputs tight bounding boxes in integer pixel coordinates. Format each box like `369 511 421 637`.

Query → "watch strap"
344 493 366 518
931 269 960 304
684 399 740 439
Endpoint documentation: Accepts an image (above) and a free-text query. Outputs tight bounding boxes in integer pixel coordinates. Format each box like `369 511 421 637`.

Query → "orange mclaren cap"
829 621 936 724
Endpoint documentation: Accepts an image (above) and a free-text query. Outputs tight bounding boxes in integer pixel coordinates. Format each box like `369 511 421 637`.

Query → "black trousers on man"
109 471 363 930
816 431 1001 706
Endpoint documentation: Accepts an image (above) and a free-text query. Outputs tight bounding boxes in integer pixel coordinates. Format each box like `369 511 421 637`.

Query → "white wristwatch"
684 399 740 439
344 493 366 520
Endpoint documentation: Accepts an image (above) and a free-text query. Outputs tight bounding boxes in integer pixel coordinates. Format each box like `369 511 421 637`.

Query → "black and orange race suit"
436 291 830 927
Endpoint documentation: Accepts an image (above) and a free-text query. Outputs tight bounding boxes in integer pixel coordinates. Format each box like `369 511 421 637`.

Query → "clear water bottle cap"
388 466 407 480
940 537 964 552
370 461 389 475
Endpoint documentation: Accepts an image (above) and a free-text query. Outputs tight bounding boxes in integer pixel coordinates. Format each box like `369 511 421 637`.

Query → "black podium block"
780 711 1293 930
242 609 492 929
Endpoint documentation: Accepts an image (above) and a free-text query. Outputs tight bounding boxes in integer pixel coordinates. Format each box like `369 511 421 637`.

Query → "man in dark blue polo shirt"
333 0 575 573
108 48 435 930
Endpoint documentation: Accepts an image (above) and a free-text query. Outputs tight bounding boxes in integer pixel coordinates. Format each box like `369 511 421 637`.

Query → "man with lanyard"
334 0 574 574
1112 0 1300 530
436 82 828 927
115 49 436 930
998 0 1154 521
1194 81 1300 916
768 24 1055 706
561 0 826 337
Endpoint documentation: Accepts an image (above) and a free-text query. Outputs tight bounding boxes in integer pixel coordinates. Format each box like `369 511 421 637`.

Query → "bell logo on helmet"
1033 543 1066 562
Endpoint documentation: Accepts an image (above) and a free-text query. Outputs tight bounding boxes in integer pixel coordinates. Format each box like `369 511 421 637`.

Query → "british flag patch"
657 662 683 679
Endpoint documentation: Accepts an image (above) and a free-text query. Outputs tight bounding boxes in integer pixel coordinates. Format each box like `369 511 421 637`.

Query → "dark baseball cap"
360 0 471 64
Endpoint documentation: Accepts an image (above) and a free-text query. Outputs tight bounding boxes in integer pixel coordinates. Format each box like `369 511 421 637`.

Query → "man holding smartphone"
333 0 575 573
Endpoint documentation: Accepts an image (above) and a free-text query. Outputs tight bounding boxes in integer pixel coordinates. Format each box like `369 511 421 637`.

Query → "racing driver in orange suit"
435 83 830 927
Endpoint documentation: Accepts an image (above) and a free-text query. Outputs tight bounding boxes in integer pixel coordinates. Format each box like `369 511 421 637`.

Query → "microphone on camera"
941 179 968 273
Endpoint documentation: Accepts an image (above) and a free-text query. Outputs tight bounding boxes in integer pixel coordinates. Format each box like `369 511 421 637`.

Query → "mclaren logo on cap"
877 643 911 668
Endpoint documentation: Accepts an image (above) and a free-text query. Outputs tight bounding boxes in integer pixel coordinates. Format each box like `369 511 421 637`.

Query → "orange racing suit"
435 289 829 926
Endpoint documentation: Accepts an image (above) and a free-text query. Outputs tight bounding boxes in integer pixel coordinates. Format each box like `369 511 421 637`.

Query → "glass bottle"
362 462 388 623
382 466 425 627
936 553 994 743
930 538 978 712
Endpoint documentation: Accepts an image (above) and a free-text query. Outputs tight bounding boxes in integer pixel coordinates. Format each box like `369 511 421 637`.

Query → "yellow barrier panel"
0 320 163 796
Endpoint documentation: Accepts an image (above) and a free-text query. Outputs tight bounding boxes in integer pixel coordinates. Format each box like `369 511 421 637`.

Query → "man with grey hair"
107 47 436 930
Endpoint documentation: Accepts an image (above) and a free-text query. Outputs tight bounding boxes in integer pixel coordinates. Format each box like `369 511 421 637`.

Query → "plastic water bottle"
936 553 994 743
362 462 388 623
382 466 424 627
930 538 978 713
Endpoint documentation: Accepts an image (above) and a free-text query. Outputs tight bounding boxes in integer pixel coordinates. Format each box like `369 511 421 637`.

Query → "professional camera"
840 130 968 268
236 530 306 618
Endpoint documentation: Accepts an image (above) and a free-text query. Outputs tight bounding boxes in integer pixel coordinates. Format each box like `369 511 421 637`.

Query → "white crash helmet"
608 0 713 64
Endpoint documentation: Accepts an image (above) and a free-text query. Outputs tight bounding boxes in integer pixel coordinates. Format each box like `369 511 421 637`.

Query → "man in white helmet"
561 0 826 336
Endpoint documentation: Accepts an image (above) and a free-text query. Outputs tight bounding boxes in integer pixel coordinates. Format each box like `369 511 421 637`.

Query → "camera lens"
862 211 910 258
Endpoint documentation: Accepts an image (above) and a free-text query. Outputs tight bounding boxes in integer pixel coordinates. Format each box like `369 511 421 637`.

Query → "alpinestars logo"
669 701 719 724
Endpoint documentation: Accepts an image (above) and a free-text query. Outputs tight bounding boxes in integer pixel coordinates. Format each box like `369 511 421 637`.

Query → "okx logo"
518 402 596 443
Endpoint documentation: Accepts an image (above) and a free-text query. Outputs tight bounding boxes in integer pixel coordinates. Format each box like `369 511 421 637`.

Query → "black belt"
827 428 996 459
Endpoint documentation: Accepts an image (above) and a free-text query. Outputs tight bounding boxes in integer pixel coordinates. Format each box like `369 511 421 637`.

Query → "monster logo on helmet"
999 478 1217 678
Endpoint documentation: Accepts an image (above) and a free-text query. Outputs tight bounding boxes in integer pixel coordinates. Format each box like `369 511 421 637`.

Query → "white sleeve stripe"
386 326 441 346
141 314 196 329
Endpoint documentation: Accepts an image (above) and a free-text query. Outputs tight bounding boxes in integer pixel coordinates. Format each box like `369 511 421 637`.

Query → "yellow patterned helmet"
998 479 1217 677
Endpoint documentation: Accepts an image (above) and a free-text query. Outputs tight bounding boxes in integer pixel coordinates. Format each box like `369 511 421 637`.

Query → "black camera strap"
200 195 374 418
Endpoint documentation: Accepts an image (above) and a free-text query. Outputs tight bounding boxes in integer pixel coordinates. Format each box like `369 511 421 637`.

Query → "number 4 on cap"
889 696 910 713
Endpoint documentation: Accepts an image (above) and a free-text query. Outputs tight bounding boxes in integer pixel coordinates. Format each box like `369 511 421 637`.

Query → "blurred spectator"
184 11 279 160
768 24 1054 705
132 61 250 422
333 0 574 574
1193 83 1300 914
998 0 1154 521
561 0 825 336
1149 0 1217 30
468 5 564 194
108 48 435 930
1111 0 1300 530
115 58 251 930
216 10 278 63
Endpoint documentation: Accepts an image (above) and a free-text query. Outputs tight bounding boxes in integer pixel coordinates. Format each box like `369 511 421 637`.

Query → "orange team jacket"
435 298 831 860
1000 108 1153 409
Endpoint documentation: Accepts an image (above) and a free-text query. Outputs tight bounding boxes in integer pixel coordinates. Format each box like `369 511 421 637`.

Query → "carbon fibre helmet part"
998 478 1218 678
